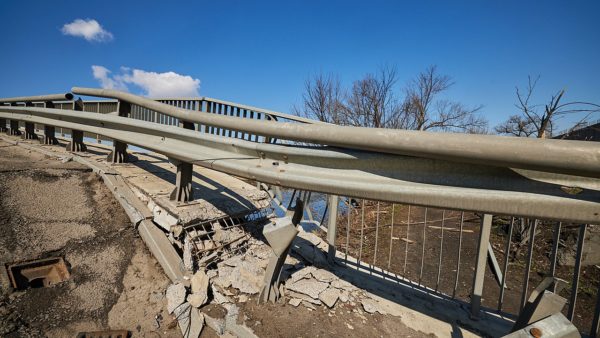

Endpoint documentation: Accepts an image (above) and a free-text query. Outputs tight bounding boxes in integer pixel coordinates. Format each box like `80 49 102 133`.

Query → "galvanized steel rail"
1 89 600 336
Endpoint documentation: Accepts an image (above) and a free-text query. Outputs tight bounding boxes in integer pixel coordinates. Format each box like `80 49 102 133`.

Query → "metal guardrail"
1 89 600 336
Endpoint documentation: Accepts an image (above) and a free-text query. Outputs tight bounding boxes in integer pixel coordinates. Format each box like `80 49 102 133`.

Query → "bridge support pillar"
107 100 131 163
169 159 194 203
66 99 87 152
259 199 302 303
471 213 492 318
22 103 37 141
326 194 339 263
0 118 6 132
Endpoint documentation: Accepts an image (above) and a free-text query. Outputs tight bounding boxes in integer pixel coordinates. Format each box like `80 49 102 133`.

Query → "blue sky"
0 0 598 128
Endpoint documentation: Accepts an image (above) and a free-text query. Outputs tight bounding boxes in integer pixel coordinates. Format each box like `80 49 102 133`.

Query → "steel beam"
1 107 600 224
72 87 600 178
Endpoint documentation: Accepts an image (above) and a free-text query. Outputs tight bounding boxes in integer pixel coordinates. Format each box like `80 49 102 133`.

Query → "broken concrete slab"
188 271 209 308
361 298 381 314
286 278 329 299
319 288 340 308
286 290 322 305
288 298 302 307
166 283 187 314
331 278 355 291
229 260 264 294
311 268 338 283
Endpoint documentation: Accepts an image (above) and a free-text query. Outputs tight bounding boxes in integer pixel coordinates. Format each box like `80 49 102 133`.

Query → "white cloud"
62 19 113 42
91 65 200 97
91 65 127 91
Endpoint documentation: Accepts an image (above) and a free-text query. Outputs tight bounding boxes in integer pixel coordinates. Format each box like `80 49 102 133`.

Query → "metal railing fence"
1 89 599 336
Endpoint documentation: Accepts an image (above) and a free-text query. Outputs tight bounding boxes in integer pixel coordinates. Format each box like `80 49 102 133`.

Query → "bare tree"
344 65 402 128
495 76 600 138
401 66 487 133
294 65 487 133
293 72 345 124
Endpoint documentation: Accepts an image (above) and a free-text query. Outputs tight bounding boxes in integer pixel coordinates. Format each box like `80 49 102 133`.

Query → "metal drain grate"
6 257 70 290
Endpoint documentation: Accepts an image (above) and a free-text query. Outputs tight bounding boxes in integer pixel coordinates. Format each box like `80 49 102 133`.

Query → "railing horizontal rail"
1 106 599 224
0 93 73 103
71 87 600 179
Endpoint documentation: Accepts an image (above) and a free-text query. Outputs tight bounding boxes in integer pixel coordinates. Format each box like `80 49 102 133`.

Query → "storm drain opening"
6 257 70 290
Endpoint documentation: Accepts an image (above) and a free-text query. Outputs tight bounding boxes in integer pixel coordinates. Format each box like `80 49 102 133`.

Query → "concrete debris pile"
176 209 271 271
283 266 388 314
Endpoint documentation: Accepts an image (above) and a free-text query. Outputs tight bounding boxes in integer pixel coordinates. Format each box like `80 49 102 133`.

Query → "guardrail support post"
169 158 194 202
471 213 492 319
0 114 6 132
107 100 131 163
22 102 38 140
41 101 59 145
168 119 196 203
67 99 87 152
6 103 21 136
326 194 339 263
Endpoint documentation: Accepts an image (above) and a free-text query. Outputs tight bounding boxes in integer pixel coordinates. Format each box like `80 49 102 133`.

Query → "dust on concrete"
0 140 178 337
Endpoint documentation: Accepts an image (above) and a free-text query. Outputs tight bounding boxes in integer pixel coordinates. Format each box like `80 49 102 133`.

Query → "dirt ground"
332 201 599 336
0 140 179 337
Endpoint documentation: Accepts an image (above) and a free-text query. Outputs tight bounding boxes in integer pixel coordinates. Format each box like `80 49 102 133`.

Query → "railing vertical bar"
358 200 365 264
403 205 411 276
549 222 562 279
436 210 446 292
419 207 428 285
242 109 248 140
345 198 352 263
373 202 380 265
591 282 600 338
520 219 538 311
567 223 587 321
452 211 465 299
235 107 241 138
497 217 514 311
388 203 396 270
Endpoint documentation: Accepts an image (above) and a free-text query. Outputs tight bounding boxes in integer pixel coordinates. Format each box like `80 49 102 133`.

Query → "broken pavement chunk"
319 288 340 308
166 283 187 314
286 278 329 299
187 270 209 308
